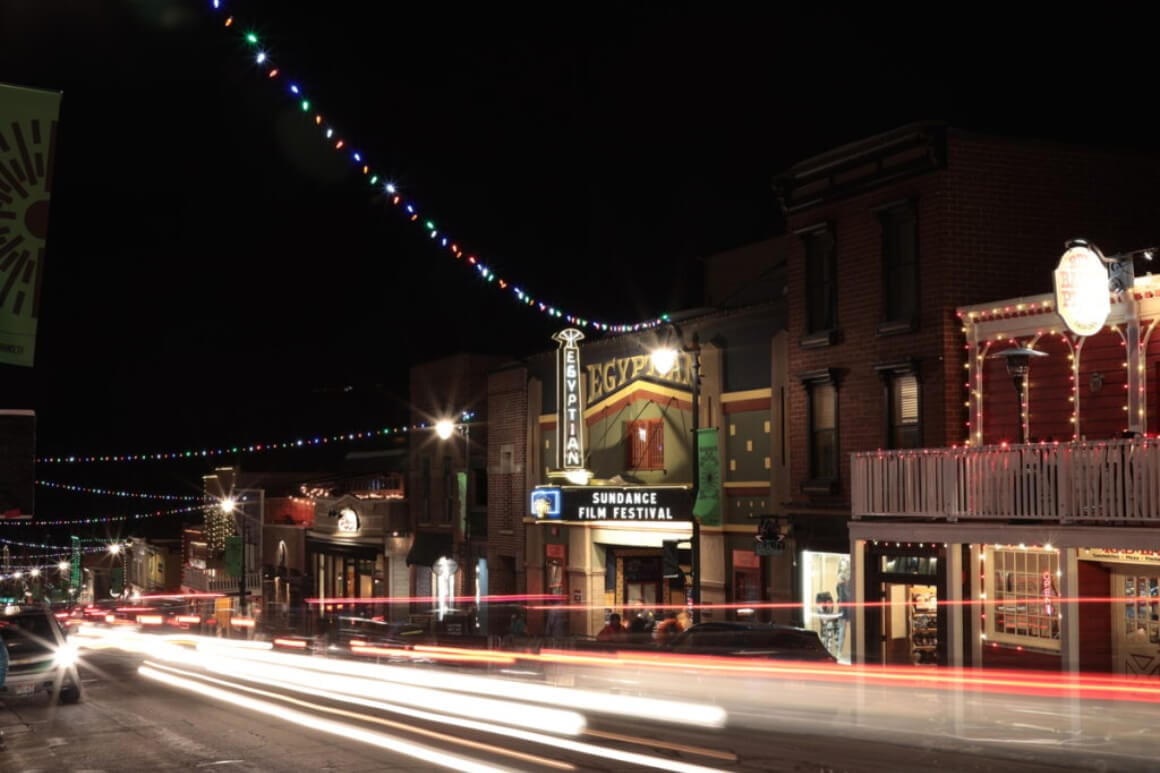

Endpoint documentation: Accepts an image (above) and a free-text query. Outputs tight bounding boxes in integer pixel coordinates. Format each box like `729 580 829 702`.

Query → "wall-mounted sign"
1081 548 1160 566
335 507 360 533
531 485 692 522
585 352 693 404
1054 242 1109 337
553 328 587 471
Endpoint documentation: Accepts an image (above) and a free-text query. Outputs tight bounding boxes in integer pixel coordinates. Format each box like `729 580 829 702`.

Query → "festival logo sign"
531 485 692 522
0 83 62 367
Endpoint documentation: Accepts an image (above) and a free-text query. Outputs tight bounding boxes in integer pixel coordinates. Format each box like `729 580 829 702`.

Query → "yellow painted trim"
584 382 687 418
721 388 772 403
724 481 770 489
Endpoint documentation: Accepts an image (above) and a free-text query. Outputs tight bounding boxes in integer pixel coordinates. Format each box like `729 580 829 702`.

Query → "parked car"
328 615 431 656
665 621 838 663
0 603 83 703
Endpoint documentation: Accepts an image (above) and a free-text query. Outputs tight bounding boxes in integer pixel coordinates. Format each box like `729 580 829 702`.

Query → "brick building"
764 120 1160 670
406 352 506 631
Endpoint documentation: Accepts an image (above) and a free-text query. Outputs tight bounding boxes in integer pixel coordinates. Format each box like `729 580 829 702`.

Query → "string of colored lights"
36 480 203 501
203 1 668 335
0 535 88 551
0 504 205 527
36 422 449 465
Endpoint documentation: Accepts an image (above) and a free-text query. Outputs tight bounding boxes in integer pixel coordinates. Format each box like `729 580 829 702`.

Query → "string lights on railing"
203 1 667 335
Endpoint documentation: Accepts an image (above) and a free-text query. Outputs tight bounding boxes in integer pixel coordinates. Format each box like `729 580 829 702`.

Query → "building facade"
406 352 505 633
491 299 788 639
768 120 1160 670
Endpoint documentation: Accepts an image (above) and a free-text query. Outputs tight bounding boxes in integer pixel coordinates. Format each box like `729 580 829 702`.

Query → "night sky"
1 1 1157 528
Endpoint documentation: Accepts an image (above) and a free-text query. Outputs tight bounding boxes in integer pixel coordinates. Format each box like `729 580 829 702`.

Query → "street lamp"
435 412 476 628
992 347 1047 444
107 542 127 598
651 327 703 624
220 490 263 618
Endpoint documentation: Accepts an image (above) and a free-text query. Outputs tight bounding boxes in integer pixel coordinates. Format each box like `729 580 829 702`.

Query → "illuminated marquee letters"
553 328 586 471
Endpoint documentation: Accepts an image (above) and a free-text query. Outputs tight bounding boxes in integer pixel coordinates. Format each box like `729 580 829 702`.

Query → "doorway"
881 582 938 666
1111 570 1160 675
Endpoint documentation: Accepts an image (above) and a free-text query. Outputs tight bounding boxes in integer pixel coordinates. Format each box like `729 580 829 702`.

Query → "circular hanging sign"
1054 243 1109 337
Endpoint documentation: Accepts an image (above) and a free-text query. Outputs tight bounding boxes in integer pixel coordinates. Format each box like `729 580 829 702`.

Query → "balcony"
851 438 1160 523
181 566 263 596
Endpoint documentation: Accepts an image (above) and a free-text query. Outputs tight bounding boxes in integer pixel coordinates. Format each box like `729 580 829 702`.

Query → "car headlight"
53 642 79 668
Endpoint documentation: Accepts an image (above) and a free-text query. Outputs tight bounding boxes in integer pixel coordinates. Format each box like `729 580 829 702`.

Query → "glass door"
1112 571 1160 675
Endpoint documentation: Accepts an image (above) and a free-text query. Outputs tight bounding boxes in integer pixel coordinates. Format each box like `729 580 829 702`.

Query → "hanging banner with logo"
693 428 721 525
225 535 242 578
0 409 35 518
0 83 62 367
457 470 468 533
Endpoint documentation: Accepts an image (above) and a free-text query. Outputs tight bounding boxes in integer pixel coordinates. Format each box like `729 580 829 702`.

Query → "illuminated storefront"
512 313 787 638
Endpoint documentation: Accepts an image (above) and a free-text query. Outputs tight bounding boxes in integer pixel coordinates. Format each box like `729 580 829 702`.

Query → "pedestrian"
627 605 655 635
596 612 626 642
653 611 688 644
504 610 527 647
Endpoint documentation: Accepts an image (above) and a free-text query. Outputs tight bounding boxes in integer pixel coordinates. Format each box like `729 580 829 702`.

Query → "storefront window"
1123 575 1160 639
984 546 1061 652
802 550 850 661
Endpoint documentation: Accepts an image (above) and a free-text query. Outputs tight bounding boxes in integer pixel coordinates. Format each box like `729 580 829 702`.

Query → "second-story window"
811 382 837 482
800 369 839 493
802 225 837 342
626 418 664 471
878 199 918 334
891 374 920 448
876 360 922 450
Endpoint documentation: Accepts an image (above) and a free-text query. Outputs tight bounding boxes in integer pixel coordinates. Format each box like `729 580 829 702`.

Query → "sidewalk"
0 697 25 750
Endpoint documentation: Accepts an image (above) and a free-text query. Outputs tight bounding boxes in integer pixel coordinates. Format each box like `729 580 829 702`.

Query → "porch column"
851 537 866 665
1060 547 1080 673
945 543 964 667
969 543 983 668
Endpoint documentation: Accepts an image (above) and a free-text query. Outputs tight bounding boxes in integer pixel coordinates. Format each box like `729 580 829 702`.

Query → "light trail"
191 637 729 729
138 663 519 773
140 651 733 773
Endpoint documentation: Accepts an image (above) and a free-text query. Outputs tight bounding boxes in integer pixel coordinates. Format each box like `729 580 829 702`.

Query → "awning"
406 531 454 567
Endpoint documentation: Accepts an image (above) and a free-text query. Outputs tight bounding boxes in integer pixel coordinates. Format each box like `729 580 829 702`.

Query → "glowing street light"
434 412 476 627
651 325 703 624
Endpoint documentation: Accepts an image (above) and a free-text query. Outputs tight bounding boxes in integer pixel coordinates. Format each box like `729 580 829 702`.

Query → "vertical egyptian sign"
0 83 62 367
552 328 586 471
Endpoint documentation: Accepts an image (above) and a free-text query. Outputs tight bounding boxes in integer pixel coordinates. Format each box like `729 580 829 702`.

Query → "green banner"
693 428 721 526
225 535 242 578
458 470 468 533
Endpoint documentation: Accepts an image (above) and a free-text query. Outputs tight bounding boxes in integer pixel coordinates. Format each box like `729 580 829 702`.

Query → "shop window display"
984 547 1061 652
802 551 850 661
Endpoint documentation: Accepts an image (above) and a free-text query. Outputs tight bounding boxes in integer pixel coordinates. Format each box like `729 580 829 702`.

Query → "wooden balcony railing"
181 566 263 595
851 438 1160 523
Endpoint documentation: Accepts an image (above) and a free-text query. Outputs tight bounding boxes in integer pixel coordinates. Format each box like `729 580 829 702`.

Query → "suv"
1 603 83 703
666 621 838 663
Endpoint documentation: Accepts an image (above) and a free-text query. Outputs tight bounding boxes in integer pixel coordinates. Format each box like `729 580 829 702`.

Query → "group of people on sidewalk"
596 608 690 644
